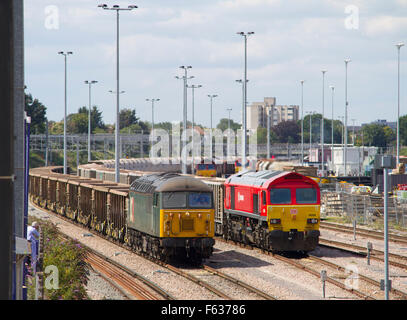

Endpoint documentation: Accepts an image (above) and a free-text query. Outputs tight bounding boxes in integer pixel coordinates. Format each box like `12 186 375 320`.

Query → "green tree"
67 112 88 134
119 108 139 129
301 114 344 144
362 123 395 147
78 106 105 131
272 120 300 143
216 118 242 131
399 115 407 145
25 93 47 134
48 120 63 135
256 127 277 144
155 121 174 133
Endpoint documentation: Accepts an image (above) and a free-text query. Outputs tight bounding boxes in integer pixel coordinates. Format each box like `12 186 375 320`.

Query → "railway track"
30 202 275 300
306 254 407 300
271 253 375 300
320 221 407 245
56 232 174 300
86 250 172 300
319 238 407 270
215 237 377 300
202 265 276 300
164 263 276 300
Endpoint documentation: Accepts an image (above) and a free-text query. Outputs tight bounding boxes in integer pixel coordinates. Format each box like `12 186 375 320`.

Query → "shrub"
27 220 90 300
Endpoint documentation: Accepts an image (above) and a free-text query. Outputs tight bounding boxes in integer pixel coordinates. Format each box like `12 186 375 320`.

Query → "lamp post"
98 3 137 182
396 43 404 167
227 108 233 161
267 106 271 159
352 119 356 145
208 94 218 160
236 79 249 161
344 58 351 176
227 108 233 132
237 31 254 170
330 85 335 170
339 116 344 158
306 111 315 155
58 51 73 175
321 70 327 173
176 66 193 174
109 89 125 162
300 80 305 165
146 98 160 157
187 84 202 174
84 80 98 163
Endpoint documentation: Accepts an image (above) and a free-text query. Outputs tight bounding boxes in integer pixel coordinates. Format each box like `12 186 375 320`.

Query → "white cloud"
220 0 281 9
364 15 407 36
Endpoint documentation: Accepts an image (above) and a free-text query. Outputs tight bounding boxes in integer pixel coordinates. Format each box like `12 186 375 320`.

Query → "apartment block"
247 97 299 131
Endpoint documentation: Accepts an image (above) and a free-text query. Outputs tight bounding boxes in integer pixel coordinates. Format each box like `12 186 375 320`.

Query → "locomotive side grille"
181 219 194 231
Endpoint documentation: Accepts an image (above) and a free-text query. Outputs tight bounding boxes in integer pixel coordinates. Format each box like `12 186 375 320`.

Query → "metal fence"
321 185 407 227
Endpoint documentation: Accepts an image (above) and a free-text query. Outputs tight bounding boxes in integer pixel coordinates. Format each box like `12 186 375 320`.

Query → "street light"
58 51 73 175
98 3 137 183
300 80 305 165
338 116 344 149
109 90 125 159
330 85 335 171
306 111 315 154
146 98 160 157
208 94 218 160
84 80 98 163
235 79 249 160
344 58 351 176
237 31 254 170
175 66 193 174
352 119 356 145
226 108 233 161
321 70 327 173
396 42 404 167
226 108 233 132
186 84 202 174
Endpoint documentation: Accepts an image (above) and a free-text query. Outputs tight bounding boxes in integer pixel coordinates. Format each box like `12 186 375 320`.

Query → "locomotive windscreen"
189 192 212 208
295 188 317 204
162 191 213 209
162 192 187 208
270 188 291 204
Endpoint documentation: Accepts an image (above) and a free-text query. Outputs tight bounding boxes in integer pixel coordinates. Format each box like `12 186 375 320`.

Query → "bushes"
27 220 90 300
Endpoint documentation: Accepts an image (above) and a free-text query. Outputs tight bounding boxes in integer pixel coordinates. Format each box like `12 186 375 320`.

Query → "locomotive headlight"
307 218 319 224
269 219 281 224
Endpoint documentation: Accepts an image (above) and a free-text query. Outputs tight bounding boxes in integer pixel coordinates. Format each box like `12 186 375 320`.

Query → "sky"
24 0 407 128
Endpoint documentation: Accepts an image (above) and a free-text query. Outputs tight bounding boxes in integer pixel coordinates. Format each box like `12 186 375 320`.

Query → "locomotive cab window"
262 191 267 205
153 193 159 206
270 188 291 204
296 188 317 204
162 192 187 209
188 192 213 208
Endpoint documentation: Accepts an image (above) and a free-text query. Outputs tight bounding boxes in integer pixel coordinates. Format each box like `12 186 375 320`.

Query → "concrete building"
247 97 299 131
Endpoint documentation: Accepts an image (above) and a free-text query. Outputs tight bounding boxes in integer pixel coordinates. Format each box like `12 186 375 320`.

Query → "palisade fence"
30 134 323 160
321 183 407 227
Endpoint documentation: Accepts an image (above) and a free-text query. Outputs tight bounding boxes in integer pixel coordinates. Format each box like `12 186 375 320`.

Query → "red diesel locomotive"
223 170 320 252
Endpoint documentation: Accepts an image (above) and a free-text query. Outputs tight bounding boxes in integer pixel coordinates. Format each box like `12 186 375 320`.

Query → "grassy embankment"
26 217 90 300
